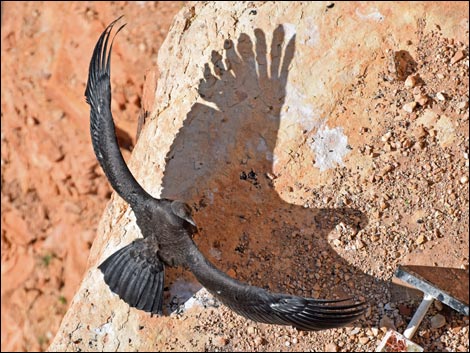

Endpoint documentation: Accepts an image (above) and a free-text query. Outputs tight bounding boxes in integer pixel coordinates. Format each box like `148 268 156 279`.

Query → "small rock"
138 42 147 52
430 314 446 328
371 234 380 242
356 239 365 249
416 234 426 245
333 239 342 247
404 74 418 88
380 165 394 176
214 336 229 347
398 304 413 316
380 315 396 330
402 138 413 149
253 337 265 346
434 301 443 311
460 175 468 184
227 268 237 278
414 93 429 106
349 327 361 335
359 336 370 345
325 343 338 352
457 100 468 110
436 92 446 101
266 172 277 180
379 200 388 210
381 131 392 142
26 116 39 126
403 101 417 113
414 126 428 140
450 50 465 64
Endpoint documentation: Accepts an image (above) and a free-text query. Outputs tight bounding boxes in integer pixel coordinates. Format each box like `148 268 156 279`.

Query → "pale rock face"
49 2 468 351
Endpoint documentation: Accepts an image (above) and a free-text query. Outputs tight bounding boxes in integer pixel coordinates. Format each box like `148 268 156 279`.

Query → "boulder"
49 2 469 351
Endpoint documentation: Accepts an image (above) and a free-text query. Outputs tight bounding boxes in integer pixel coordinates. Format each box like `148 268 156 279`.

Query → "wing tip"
84 16 126 103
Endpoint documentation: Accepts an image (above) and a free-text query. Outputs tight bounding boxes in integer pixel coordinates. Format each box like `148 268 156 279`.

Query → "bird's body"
85 17 367 330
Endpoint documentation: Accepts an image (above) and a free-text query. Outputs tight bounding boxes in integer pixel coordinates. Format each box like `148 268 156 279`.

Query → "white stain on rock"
177 288 218 313
355 7 384 22
282 83 323 133
94 322 113 336
303 18 320 47
282 23 297 42
309 126 350 171
209 247 222 260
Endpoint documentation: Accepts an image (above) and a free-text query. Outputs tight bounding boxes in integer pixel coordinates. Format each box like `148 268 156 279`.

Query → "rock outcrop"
48 2 469 351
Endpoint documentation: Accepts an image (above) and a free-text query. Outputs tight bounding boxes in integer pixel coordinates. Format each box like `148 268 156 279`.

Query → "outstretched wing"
85 17 149 206
185 242 367 331
221 288 367 331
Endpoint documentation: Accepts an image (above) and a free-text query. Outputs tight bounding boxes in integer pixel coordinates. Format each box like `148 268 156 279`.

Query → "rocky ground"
152 10 469 352
1 2 183 351
1 2 469 352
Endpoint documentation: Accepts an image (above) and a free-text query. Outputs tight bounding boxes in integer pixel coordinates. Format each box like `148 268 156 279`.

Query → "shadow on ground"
158 26 412 327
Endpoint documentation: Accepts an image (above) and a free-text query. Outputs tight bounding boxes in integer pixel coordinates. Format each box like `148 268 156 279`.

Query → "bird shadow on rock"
158 26 398 328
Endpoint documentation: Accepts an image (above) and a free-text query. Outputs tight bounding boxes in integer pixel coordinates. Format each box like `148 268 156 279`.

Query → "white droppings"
355 7 385 22
282 23 297 42
303 18 320 47
309 126 350 171
177 288 217 312
209 247 222 260
94 322 113 336
282 83 323 133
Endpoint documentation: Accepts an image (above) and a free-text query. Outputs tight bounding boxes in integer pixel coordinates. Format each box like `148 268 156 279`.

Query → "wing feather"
85 17 148 207
186 242 367 331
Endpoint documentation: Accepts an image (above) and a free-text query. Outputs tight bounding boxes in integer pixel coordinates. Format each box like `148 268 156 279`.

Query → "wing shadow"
158 26 381 327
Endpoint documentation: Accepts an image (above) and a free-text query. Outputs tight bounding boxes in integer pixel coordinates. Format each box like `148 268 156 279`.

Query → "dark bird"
84 17 367 331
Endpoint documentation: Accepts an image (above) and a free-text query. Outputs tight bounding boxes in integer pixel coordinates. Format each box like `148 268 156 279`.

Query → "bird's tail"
98 239 165 315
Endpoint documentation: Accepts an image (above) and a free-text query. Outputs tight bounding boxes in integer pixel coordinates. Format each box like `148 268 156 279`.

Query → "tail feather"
132 268 151 309
98 239 165 315
135 273 156 311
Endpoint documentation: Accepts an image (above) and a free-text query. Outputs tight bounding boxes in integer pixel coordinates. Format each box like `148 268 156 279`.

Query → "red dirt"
1 2 183 351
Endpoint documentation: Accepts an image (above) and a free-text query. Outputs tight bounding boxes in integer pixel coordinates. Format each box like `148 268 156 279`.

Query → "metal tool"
376 265 469 352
